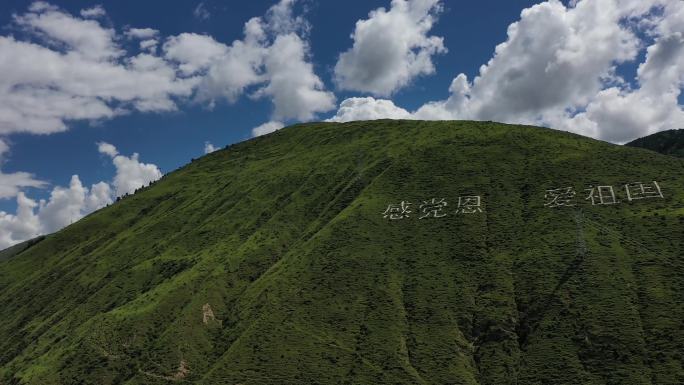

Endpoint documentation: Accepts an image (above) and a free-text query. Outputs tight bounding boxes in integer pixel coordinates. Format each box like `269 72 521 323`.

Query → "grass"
0 120 683 384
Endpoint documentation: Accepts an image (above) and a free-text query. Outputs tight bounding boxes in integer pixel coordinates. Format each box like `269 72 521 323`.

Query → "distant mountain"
626 128 684 158
1 121 684 385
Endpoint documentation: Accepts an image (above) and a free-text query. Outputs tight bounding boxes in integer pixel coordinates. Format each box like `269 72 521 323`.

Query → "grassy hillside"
626 129 684 158
0 237 44 263
1 120 683 385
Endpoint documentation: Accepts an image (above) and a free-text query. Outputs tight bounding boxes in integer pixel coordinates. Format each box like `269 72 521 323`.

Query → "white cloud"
415 0 645 121
256 33 336 121
139 39 158 52
163 0 334 121
326 0 683 144
163 33 229 76
97 142 118 157
15 3 122 60
98 142 162 196
262 0 308 35
0 193 41 249
0 4 198 136
193 2 210 21
252 121 284 137
0 139 47 199
125 27 159 40
80 5 106 19
0 170 47 200
0 176 112 249
326 97 412 122
204 141 217 154
334 0 446 96
176 28 266 104
86 182 113 212
36 175 112 233
562 6 684 143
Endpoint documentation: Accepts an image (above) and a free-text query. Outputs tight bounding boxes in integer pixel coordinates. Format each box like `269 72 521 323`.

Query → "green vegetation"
0 237 44 263
626 128 684 158
1 120 683 384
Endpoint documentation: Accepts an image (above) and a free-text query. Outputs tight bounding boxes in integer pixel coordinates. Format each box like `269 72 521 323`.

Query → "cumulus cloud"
0 142 163 249
0 3 198 135
97 142 118 157
163 33 230 76
0 193 41 249
557 7 684 142
204 141 217 154
256 34 336 121
326 97 411 122
98 142 162 196
0 176 112 249
334 0 446 96
178 28 265 105
331 0 684 143
414 0 643 121
252 121 285 137
412 0 684 143
36 175 112 233
164 0 334 120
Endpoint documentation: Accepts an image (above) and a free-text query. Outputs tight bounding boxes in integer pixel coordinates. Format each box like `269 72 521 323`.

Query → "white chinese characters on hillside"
585 185 618 206
456 196 483 214
383 196 483 220
382 201 412 220
624 181 664 202
418 198 448 219
544 181 663 208
383 181 664 220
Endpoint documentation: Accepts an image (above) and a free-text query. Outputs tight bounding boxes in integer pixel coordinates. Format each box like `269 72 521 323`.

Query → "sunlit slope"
1 120 683 385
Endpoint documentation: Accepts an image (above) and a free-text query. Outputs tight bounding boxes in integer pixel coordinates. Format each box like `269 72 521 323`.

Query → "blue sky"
0 0 683 248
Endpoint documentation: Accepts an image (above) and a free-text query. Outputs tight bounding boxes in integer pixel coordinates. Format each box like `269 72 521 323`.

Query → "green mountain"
1 120 683 385
626 129 684 158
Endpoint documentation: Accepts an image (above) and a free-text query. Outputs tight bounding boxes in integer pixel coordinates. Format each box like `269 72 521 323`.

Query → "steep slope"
626 128 684 158
1 120 683 385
